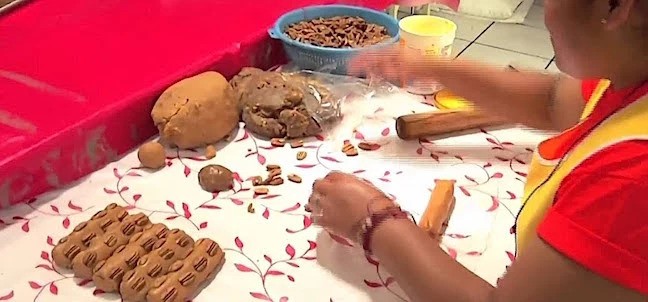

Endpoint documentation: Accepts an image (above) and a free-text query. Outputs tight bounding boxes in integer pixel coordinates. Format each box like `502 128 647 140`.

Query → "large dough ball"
151 71 239 149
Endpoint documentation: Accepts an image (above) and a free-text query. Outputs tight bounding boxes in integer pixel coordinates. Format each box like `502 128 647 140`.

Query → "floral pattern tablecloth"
0 93 549 302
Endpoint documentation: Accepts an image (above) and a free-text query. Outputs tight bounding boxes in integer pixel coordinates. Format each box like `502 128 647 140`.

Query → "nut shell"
198 165 233 192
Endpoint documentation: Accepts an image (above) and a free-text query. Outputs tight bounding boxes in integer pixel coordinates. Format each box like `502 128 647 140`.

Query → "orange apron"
516 80 648 253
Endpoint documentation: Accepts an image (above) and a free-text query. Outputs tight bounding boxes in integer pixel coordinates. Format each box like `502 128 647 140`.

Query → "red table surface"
0 0 392 207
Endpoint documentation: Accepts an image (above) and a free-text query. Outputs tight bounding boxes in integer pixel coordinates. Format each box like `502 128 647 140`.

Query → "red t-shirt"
537 79 648 295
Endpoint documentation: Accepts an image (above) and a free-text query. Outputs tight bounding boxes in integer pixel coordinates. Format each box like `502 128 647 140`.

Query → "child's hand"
308 171 395 240
347 46 441 87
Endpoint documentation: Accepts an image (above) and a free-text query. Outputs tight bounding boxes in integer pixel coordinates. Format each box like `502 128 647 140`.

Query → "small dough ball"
198 165 233 192
204 145 217 159
138 142 166 169
151 71 239 149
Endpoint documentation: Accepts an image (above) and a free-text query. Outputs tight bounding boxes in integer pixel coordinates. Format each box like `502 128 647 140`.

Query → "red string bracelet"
356 206 414 254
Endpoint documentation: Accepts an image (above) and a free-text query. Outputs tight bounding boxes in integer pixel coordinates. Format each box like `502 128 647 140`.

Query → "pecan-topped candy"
52 204 127 269
119 229 195 302
146 238 225 302
129 224 169 250
92 244 148 292
70 213 150 279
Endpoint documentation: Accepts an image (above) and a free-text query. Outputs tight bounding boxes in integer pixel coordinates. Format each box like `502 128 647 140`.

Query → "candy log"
418 179 456 241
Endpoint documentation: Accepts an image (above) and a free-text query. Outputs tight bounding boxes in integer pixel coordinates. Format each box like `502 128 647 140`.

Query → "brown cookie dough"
231 69 324 139
228 67 267 110
120 229 195 302
151 71 239 149
146 238 225 302
138 142 166 169
52 204 128 269
198 164 233 192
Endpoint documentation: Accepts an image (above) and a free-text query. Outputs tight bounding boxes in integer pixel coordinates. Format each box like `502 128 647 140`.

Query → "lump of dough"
229 67 266 109
151 71 239 149
138 142 166 169
233 70 322 139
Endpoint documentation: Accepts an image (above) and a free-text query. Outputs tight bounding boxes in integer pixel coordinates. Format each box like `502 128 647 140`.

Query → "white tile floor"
397 0 558 72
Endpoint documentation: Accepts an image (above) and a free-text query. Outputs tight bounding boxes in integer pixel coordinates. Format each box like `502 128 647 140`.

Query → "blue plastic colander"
269 5 400 74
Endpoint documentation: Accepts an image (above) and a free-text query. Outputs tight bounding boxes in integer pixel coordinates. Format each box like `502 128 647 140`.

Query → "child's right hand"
347 46 443 87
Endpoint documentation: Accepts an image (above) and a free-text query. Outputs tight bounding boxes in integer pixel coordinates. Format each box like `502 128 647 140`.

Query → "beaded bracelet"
355 206 414 254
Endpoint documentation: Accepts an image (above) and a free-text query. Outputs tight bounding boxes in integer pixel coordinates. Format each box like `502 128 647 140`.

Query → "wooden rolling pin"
396 110 510 140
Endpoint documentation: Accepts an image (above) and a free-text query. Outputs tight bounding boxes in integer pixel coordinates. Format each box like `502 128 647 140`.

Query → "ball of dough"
138 142 166 169
151 71 239 149
198 165 233 192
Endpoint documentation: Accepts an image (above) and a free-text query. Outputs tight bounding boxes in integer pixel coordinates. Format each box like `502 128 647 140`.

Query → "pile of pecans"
252 164 303 188
270 138 304 149
285 16 391 48
342 141 359 156
249 164 302 212
252 165 284 187
341 141 381 156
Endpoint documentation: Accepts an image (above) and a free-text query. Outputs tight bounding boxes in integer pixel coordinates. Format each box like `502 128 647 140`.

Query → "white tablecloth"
0 93 548 302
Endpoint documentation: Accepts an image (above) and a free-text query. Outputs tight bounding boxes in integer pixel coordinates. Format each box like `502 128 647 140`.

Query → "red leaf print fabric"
0 89 537 301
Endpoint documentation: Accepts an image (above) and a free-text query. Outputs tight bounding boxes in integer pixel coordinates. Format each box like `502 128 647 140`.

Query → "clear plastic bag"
280 70 400 139
285 71 437 147
232 67 398 139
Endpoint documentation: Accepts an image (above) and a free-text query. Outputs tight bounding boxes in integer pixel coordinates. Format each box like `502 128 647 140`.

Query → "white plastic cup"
399 15 457 95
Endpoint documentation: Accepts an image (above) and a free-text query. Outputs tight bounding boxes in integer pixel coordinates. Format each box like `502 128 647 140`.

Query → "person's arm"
372 143 648 302
371 220 646 302
420 60 585 131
